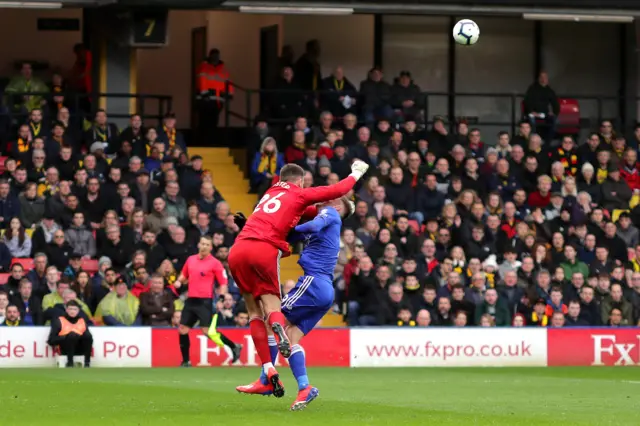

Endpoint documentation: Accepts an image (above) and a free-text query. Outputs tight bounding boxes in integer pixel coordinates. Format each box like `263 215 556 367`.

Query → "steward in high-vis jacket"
48 300 93 368
195 48 234 142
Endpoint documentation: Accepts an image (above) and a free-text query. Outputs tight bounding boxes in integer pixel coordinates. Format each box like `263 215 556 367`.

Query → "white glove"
350 160 369 181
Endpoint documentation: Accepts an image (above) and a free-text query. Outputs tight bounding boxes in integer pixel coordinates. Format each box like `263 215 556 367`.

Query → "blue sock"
259 336 279 384
289 344 309 391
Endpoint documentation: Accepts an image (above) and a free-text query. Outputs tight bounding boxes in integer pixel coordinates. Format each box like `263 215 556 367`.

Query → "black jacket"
46 242 73 271
101 239 134 271
384 181 413 212
11 294 44 325
523 82 559 115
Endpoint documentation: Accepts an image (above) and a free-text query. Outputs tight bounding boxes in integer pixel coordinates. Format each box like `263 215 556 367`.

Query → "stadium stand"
0 39 639 333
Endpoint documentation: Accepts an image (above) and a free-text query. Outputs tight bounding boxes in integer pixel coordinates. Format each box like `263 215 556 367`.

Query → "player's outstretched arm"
300 160 369 205
294 212 331 234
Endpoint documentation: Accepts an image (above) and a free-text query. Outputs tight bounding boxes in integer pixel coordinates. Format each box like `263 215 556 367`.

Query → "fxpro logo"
591 334 640 366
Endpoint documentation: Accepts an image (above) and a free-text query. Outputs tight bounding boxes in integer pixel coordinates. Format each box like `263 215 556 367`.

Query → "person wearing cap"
48 299 93 367
616 211 639 248
296 142 319 175
63 252 84 280
390 70 423 121
528 297 550 326
157 111 186 152
601 160 632 216
95 277 140 326
251 137 284 197
313 158 332 186
544 192 565 221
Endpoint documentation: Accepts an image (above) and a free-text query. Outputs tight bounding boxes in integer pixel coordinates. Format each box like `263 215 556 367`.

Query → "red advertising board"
548 328 640 366
151 328 349 367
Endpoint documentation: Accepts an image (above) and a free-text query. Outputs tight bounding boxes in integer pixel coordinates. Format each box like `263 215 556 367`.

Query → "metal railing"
222 83 626 136
1 91 172 131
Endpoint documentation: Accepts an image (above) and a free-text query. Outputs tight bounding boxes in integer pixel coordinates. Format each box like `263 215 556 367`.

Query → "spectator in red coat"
284 130 306 163
619 147 640 193
317 130 338 160
528 175 552 208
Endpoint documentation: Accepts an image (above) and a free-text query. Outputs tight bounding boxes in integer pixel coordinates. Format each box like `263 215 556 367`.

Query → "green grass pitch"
0 367 638 425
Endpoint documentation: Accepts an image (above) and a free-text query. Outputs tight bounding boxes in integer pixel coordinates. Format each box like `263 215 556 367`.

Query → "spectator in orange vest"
195 48 234 143
47 300 93 367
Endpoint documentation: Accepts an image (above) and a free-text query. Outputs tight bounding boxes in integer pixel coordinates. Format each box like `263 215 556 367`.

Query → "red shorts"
228 239 282 299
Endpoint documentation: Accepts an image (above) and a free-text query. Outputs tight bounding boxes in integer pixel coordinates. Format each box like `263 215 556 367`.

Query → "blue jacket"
250 152 285 186
412 187 445 220
486 173 521 201
0 195 20 229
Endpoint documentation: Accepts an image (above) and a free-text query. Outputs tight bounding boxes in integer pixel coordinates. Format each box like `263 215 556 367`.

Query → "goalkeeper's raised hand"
350 159 370 181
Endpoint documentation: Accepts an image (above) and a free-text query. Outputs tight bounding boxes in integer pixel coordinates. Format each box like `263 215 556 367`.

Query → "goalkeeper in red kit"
228 160 369 397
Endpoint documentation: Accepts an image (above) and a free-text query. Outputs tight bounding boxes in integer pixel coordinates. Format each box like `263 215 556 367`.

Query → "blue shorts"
281 275 334 335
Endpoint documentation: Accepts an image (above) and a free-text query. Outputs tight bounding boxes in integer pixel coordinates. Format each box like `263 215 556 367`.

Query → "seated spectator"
10 279 42 325
0 180 20 230
83 109 119 153
18 182 45 229
47 300 93 368
139 274 174 326
250 137 284 197
156 111 186 152
564 300 588 326
544 287 568 317
601 282 633 325
95 278 140 326
359 67 392 124
63 253 84 281
101 225 134 271
600 163 631 214
46 230 73 271
474 288 510 326
321 66 357 118
1 304 23 326
390 71 423 121
64 211 96 258
2 217 31 258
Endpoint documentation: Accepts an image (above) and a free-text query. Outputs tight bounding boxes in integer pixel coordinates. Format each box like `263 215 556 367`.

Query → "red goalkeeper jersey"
236 176 356 256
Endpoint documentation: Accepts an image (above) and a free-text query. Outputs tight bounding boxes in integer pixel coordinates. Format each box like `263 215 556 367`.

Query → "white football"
453 19 480 46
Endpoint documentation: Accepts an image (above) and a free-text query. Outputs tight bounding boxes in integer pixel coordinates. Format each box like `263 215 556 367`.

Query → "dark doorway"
260 25 279 113
190 26 207 135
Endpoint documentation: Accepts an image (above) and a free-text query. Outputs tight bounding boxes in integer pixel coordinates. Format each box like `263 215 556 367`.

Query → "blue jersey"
281 206 341 334
294 206 342 282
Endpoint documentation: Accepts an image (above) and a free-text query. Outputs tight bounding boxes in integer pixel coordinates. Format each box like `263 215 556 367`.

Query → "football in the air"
453 19 480 46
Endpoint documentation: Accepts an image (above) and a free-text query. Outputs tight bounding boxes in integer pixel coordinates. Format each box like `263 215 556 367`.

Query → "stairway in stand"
189 148 345 327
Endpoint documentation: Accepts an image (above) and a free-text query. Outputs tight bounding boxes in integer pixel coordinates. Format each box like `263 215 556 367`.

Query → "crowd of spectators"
249 40 640 328
3 42 640 331
0 64 250 328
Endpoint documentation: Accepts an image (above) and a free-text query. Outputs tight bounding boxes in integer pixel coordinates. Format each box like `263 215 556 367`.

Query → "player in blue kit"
236 196 353 411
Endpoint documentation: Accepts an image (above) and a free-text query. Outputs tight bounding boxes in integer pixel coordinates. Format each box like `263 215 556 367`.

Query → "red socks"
249 317 272 366
267 311 286 328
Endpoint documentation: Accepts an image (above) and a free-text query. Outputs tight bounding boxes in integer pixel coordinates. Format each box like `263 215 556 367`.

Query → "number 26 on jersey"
254 192 284 214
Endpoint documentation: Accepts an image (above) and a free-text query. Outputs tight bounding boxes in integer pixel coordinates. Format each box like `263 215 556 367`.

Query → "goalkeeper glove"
234 212 247 230
350 159 369 181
